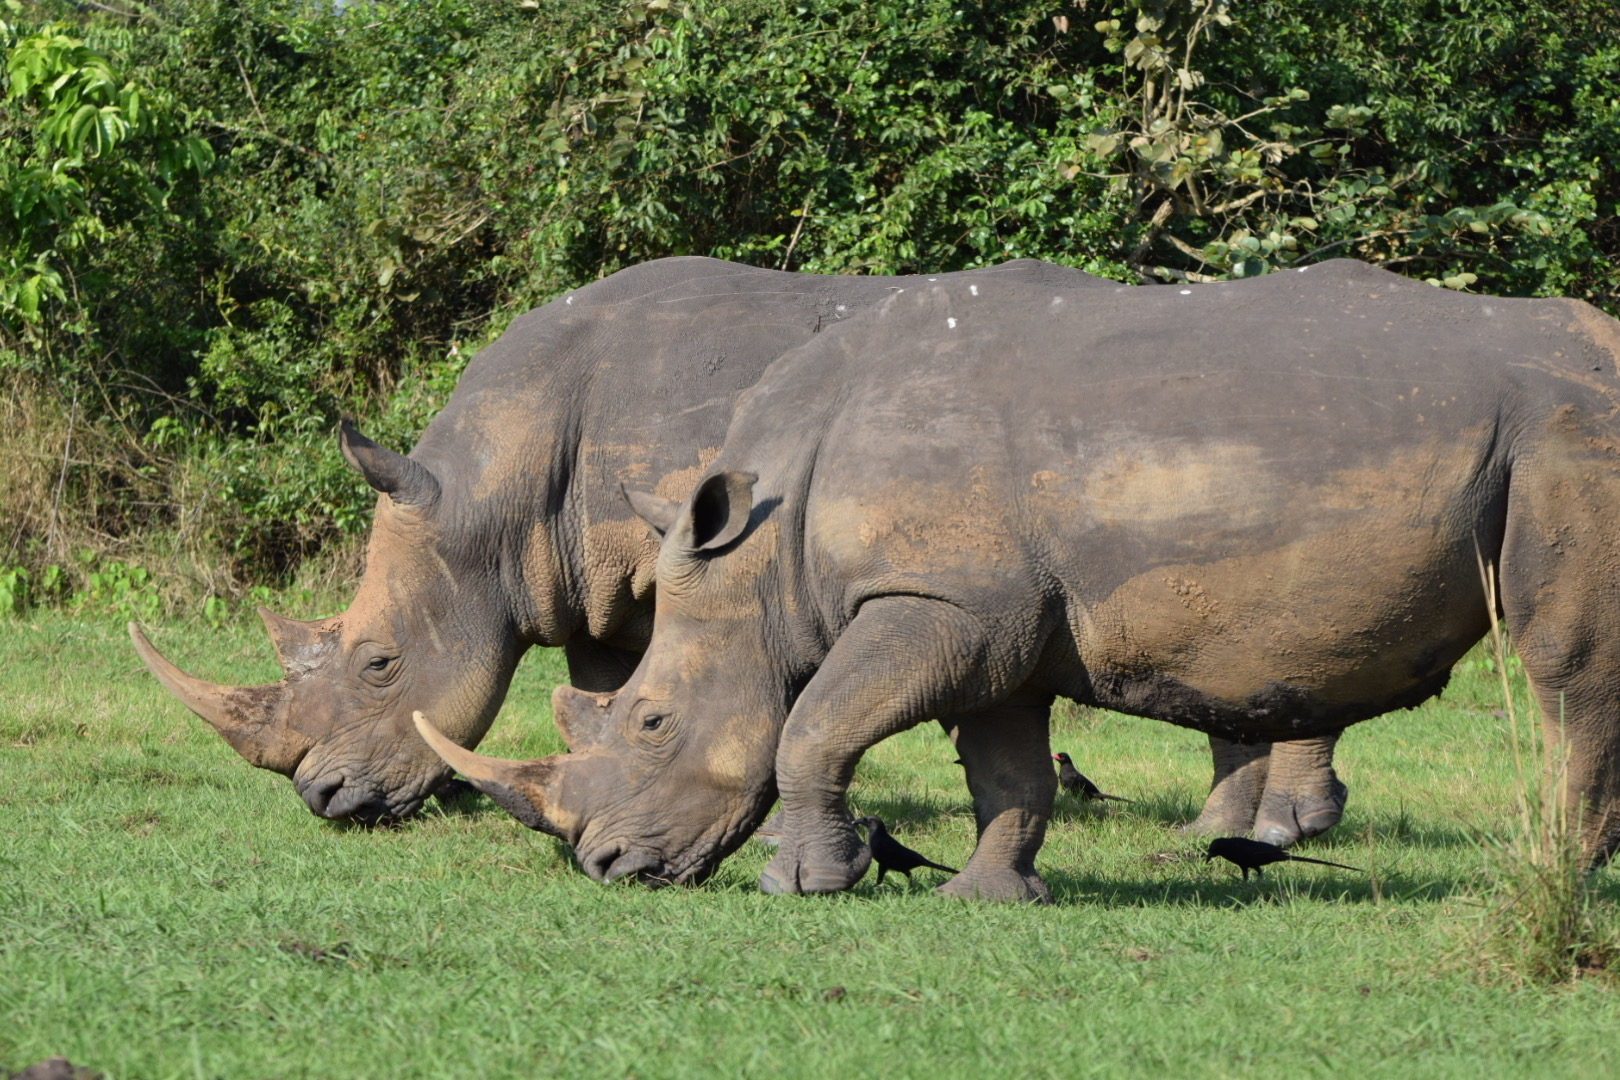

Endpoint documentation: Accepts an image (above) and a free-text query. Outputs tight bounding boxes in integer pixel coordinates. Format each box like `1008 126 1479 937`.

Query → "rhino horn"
256 606 336 674
412 711 574 838
128 622 311 775
339 418 441 508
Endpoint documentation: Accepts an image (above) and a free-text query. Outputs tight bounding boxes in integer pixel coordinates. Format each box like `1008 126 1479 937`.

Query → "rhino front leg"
761 596 1002 897
1253 733 1347 848
1181 736 1271 836
940 688 1057 903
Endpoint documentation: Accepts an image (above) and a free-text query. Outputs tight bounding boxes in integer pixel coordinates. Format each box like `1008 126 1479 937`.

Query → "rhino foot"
1254 777 1349 848
759 834 871 895
1180 736 1270 836
1178 801 1260 837
935 867 1052 904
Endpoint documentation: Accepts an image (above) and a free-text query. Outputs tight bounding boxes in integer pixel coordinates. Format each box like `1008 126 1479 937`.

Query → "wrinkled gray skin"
137 256 1351 828
424 260 1620 900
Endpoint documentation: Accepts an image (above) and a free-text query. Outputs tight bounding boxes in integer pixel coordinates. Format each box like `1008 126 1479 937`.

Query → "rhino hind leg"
1499 462 1620 866
1252 733 1348 848
938 690 1056 903
1181 736 1271 836
761 596 1002 897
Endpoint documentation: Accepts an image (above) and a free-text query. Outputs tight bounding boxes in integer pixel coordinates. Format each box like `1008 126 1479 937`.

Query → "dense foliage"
1 0 1615 609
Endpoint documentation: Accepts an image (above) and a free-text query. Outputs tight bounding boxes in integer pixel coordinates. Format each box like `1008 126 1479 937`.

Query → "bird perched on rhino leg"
1053 753 1134 804
1204 836 1364 880
858 817 958 886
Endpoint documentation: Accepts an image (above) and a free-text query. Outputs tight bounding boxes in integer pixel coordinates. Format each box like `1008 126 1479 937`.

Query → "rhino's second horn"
412 711 570 837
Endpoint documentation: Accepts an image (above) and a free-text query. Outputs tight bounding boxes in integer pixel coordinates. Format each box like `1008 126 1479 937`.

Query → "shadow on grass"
1052 794 1201 828
427 780 509 819
1330 811 1489 852
847 793 968 831
1040 866 1469 908
310 785 511 833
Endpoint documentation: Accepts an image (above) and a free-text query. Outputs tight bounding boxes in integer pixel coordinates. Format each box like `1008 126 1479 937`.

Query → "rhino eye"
641 715 665 732
367 656 392 670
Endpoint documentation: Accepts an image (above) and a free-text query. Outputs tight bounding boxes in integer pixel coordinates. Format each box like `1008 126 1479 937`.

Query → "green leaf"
17 275 39 319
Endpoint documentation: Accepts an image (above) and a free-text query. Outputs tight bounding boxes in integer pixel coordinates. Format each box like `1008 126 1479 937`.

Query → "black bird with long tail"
1204 836 1364 880
1052 753 1134 803
858 816 959 885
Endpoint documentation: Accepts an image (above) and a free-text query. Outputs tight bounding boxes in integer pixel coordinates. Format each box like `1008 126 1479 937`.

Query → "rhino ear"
676 471 757 553
552 684 614 751
339 418 441 508
621 484 681 538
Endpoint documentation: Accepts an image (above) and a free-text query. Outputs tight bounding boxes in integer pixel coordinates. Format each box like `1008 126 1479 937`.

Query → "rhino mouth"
577 811 759 888
293 766 441 824
578 843 676 886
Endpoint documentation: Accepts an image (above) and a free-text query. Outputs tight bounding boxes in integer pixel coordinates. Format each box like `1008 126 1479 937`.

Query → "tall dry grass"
1463 560 1617 985
0 378 368 616
0 377 75 570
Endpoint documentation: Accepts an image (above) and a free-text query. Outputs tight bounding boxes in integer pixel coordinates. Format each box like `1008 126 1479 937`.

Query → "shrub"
0 0 1614 603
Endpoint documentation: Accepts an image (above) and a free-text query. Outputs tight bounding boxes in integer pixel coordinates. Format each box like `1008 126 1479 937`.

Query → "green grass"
3 613 1619 1079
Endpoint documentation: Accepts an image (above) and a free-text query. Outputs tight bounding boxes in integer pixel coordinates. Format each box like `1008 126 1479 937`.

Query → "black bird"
1052 752 1134 803
1204 836 1364 880
857 816 959 885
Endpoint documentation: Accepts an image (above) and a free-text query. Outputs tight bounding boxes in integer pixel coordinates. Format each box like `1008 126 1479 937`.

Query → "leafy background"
1 0 1615 612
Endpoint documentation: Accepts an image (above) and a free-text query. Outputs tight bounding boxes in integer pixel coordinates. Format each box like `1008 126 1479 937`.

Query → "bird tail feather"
1287 855 1364 872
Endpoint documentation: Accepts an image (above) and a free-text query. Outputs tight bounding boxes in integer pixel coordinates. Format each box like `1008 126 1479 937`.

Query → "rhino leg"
1180 736 1271 836
1500 473 1620 867
563 639 643 694
1253 734 1348 848
938 689 1056 903
762 597 998 897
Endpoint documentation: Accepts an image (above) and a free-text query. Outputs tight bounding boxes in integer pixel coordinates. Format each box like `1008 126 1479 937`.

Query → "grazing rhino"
416 260 1620 901
137 255 1223 823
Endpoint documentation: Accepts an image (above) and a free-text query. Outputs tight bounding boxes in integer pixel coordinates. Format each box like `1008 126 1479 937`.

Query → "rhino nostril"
325 784 389 822
299 777 343 817
604 850 664 885
581 846 620 883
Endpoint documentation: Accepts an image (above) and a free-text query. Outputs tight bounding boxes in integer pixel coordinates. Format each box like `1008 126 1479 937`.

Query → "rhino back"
405 256 1114 646
714 260 1620 737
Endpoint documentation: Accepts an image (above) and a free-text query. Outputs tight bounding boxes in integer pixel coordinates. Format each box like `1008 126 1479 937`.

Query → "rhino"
416 259 1620 901
143 256 1343 824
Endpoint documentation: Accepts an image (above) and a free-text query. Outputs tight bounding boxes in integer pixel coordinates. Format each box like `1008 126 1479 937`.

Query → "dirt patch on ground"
119 810 161 836
9 1058 102 1080
279 937 355 966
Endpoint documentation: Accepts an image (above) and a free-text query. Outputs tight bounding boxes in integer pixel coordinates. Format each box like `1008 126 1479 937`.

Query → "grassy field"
3 611 1619 1079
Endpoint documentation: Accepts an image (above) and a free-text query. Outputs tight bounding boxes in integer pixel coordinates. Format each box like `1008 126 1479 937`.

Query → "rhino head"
132 420 522 823
414 471 793 883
